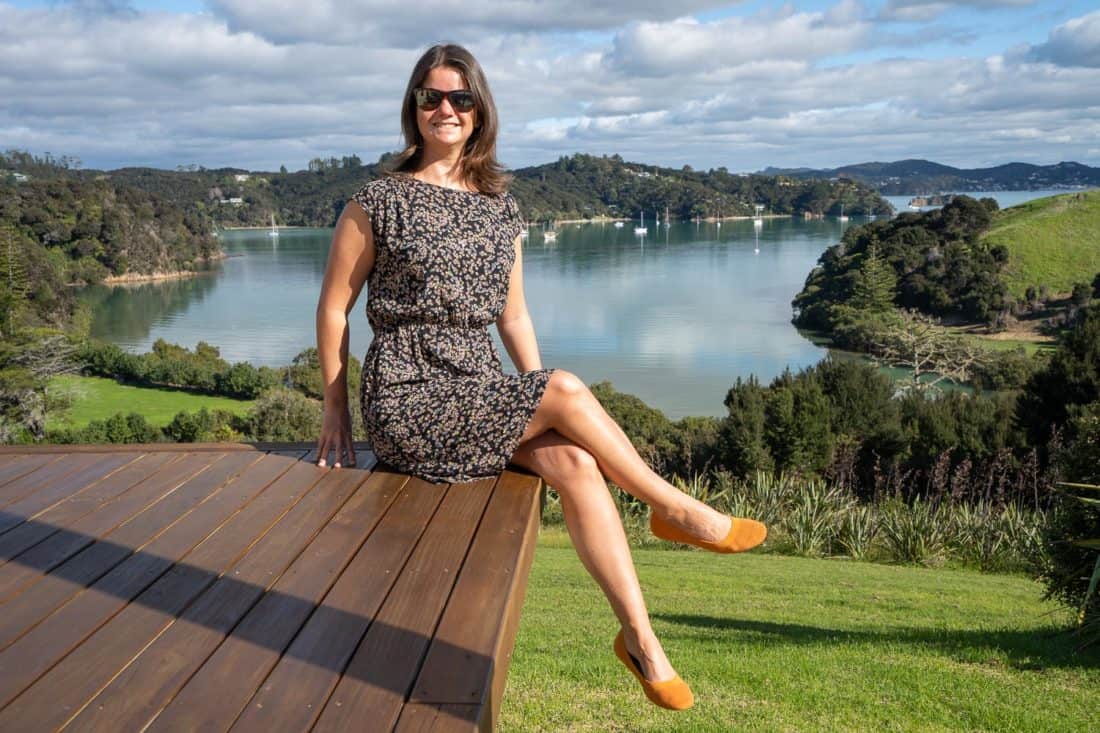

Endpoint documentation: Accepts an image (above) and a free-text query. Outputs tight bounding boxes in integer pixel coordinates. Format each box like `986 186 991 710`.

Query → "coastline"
535 214 793 225
219 225 310 231
97 251 230 286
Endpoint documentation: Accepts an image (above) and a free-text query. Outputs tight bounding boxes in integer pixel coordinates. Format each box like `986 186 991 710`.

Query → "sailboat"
663 205 670 227
543 221 557 241
837 203 849 223
634 210 647 235
268 212 279 238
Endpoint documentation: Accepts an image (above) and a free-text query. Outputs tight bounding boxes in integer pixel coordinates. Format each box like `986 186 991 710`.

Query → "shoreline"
219 225 310 231
536 214 793 225
95 251 230 287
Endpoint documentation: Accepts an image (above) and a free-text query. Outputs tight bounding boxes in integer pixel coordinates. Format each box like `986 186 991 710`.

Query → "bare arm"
495 234 543 372
314 201 375 466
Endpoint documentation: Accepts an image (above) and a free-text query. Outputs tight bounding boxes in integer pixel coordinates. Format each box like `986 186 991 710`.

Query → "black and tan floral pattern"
352 174 555 484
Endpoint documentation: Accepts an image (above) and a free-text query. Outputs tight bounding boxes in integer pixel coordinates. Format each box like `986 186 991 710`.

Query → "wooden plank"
311 476 498 733
0 449 144 528
480 475 543 733
0 452 217 602
409 472 542 726
0 451 183 569
0 452 140 509
395 702 480 732
1 458 375 731
225 473 449 733
0 452 274 651
0 454 59 487
137 462 404 732
0 454 328 712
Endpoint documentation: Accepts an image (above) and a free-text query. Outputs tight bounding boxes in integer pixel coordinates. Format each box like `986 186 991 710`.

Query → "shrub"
780 480 853 556
878 497 947 566
162 406 245 443
838 505 878 560
246 387 323 441
48 411 161 444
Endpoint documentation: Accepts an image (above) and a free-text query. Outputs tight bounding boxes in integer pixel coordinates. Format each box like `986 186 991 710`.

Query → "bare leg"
510 430 677 682
517 370 730 541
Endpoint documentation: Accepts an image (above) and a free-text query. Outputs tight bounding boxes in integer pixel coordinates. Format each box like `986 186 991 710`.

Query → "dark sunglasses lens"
414 88 443 110
449 91 475 111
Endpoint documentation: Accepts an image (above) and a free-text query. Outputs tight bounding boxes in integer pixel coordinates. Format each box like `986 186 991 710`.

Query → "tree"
0 226 30 337
850 240 897 313
720 376 773 476
869 309 991 393
1017 304 1100 450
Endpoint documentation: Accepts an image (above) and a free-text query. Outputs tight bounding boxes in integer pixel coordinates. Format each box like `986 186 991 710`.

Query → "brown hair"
383 43 512 195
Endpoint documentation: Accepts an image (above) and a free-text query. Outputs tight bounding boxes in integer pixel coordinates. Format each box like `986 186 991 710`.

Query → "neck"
414 147 470 190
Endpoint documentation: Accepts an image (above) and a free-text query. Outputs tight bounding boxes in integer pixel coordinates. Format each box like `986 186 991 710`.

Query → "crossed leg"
508 370 732 684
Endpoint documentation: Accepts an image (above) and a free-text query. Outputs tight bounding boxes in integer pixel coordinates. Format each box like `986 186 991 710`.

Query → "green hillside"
983 189 1100 298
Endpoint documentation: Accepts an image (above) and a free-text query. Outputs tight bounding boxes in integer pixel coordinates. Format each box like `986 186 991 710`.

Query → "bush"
1041 404 1100 647
48 411 161 444
246 387 323 441
163 406 246 443
878 497 947 566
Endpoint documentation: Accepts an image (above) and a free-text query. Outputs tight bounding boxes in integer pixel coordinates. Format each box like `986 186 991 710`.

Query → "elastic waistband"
372 321 486 333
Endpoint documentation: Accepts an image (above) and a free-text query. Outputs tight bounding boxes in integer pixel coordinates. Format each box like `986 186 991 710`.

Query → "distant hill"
759 159 1100 195
4 151 893 228
982 189 1100 298
508 153 891 222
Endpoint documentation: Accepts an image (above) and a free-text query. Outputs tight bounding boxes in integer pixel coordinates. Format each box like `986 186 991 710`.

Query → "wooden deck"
0 442 544 732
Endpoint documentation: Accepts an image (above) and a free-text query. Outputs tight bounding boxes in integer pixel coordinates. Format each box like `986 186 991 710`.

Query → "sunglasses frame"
413 87 477 113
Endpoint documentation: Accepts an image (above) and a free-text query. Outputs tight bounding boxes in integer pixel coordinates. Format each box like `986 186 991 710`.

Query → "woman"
314 43 767 711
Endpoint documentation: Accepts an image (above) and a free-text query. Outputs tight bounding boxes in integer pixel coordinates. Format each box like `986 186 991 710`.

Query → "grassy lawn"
983 189 1100 299
46 374 254 430
503 529 1098 732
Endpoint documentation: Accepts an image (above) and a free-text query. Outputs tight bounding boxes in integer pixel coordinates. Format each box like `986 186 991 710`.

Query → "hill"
5 150 893 229
761 159 1100 194
982 189 1100 298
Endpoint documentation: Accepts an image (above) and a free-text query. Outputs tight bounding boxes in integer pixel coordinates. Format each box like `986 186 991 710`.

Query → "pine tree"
0 226 30 337
851 241 896 313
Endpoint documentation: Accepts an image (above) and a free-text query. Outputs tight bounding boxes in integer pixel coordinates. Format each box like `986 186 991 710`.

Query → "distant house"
219 197 245 205
1 170 28 183
234 174 251 182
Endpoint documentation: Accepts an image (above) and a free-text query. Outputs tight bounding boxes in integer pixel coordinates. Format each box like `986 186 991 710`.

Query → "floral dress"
352 174 555 484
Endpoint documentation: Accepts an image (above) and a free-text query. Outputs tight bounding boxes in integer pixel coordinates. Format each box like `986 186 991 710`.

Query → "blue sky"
2 0 1098 172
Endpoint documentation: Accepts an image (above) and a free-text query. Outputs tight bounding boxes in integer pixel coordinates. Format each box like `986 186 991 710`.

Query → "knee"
542 442 601 488
546 369 590 409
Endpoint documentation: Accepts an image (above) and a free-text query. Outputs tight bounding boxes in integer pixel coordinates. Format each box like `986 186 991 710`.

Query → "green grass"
46 374 253 430
983 189 1100 299
502 533 1099 732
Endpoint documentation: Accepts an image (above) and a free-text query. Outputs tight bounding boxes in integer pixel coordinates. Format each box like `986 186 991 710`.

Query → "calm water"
77 189 1074 419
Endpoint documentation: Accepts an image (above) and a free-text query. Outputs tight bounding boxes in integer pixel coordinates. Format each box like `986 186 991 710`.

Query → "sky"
1 0 1098 173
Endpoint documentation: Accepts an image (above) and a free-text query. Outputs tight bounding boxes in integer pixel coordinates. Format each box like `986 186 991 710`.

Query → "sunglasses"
413 87 477 113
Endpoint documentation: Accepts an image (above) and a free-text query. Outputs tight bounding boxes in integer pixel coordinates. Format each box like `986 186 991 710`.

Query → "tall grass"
543 470 1049 573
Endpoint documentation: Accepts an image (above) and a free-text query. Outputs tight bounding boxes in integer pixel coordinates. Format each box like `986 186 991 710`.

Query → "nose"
436 95 457 116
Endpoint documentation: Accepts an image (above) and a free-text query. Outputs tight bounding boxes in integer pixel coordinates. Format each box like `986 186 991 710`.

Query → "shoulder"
351 175 402 214
500 190 520 214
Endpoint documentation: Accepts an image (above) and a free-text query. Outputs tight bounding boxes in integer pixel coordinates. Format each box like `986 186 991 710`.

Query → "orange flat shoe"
613 629 694 710
650 512 767 553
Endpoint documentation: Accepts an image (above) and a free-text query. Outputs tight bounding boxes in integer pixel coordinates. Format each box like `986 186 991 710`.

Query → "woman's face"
415 65 478 155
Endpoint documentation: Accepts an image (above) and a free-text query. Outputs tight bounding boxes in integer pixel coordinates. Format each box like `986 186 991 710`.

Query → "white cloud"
205 0 740 44
605 6 873 76
1028 10 1100 68
0 0 1096 172
878 0 1036 23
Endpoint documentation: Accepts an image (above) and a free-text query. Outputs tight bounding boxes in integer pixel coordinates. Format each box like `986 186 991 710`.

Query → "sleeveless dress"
351 174 556 484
